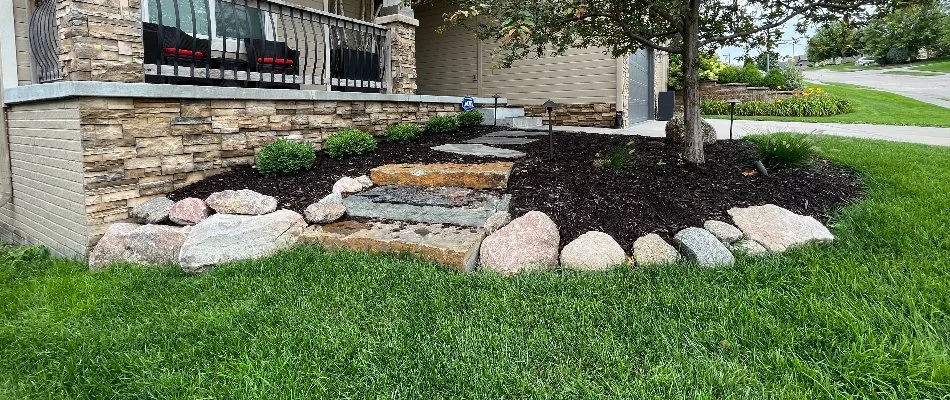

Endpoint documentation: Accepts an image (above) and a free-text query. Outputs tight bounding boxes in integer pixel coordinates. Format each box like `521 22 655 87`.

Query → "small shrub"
716 65 742 84
739 63 764 86
776 65 805 91
255 138 316 175
425 115 459 134
324 128 377 158
596 146 634 170
457 110 484 127
759 68 785 89
385 123 422 143
745 132 820 167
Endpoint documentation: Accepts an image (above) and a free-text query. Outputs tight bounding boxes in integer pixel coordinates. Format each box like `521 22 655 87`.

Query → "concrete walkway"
552 119 950 147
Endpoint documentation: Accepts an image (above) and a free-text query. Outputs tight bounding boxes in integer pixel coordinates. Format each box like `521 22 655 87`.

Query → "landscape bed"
171 126 864 248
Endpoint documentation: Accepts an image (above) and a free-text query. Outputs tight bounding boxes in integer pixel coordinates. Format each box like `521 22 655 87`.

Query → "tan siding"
3 100 88 258
14 0 32 85
415 0 478 97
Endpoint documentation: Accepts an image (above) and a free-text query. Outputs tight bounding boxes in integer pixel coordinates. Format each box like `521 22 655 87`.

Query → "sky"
716 16 817 64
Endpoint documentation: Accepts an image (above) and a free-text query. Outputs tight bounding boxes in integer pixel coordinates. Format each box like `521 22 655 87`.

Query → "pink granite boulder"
169 197 212 225
479 211 560 275
89 222 141 271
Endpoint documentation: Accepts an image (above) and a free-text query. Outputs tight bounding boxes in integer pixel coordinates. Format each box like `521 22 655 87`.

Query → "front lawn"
913 60 950 73
707 83 950 127
2 137 949 398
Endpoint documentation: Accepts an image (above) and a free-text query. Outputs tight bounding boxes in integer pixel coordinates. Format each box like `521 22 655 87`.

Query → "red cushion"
163 47 204 58
257 57 294 65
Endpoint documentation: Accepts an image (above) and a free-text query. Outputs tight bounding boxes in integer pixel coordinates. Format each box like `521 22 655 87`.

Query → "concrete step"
370 162 514 190
301 220 485 272
342 185 510 228
476 106 525 125
501 116 543 129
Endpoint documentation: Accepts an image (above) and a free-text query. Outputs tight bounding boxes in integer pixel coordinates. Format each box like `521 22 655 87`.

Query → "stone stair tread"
484 130 549 137
464 137 538 145
343 185 510 227
431 144 526 158
301 220 485 272
370 162 514 189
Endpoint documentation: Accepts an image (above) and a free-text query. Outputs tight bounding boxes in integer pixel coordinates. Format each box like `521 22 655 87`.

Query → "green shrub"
716 65 742 84
759 68 786 89
701 87 853 117
776 65 805 91
255 138 316 175
385 123 422 143
324 128 377 158
457 110 484 127
425 115 459 134
597 147 634 170
739 63 764 86
745 132 820 167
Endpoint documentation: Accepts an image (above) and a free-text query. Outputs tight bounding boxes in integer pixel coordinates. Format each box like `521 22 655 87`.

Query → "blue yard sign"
461 96 476 111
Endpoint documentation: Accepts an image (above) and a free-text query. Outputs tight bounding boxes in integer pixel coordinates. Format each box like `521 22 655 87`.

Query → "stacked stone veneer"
376 14 419 94
57 0 145 82
5 97 458 256
524 103 617 128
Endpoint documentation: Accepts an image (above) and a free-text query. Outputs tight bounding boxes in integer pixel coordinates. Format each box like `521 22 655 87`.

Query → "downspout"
0 73 12 208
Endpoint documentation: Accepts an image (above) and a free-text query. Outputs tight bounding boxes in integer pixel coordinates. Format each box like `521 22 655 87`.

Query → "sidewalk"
553 119 950 147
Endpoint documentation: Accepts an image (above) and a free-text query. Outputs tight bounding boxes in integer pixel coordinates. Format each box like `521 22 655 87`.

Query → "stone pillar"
57 0 145 82
376 5 418 95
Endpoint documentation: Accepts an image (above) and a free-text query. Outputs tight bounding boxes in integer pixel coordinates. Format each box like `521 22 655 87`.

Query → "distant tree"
859 2 947 63
442 0 904 164
754 50 782 71
668 53 726 90
806 21 862 62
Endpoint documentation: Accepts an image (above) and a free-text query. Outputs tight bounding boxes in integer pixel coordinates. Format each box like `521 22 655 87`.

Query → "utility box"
657 91 675 121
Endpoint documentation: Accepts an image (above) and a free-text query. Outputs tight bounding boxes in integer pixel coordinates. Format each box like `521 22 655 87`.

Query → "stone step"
502 116 543 129
476 107 526 125
370 162 514 190
301 220 485 272
464 136 538 146
484 130 549 137
430 143 526 158
342 185 510 228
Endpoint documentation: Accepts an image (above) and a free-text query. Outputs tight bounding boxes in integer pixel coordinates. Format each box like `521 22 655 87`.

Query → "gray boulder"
482 211 511 235
703 220 744 244
729 239 769 255
479 211 560 275
205 189 277 215
129 197 174 224
560 231 627 271
318 192 343 205
674 227 735 267
665 114 717 144
632 233 681 266
178 210 307 273
304 203 346 224
728 204 834 252
89 222 141 270
169 197 212 225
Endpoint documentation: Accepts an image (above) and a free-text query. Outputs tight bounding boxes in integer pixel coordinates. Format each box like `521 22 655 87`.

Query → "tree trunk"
681 0 705 164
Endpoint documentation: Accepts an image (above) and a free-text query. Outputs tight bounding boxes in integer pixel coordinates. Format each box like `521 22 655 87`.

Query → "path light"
543 99 556 158
728 99 741 140
493 94 500 126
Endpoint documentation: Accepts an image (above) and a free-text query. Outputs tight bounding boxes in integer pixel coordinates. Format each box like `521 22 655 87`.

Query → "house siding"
13 0 32 85
415 0 478 97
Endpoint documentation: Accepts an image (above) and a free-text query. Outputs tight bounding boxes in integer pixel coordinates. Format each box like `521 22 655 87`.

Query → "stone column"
375 4 418 95
57 0 145 82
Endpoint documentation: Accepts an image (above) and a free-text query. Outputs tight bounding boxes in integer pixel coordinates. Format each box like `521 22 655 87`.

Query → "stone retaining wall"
4 92 460 256
523 103 617 128
675 81 796 108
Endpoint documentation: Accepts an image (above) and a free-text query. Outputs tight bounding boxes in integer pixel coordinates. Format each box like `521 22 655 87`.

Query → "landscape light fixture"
727 99 741 140
492 94 500 126
543 99 556 158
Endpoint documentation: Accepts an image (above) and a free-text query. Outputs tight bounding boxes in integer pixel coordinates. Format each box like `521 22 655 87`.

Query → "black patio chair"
142 21 212 85
244 38 300 89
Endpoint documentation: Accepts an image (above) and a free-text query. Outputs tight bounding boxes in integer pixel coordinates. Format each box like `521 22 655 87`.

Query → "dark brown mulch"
170 127 864 250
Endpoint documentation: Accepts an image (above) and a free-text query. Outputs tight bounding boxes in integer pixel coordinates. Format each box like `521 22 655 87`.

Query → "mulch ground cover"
171 126 863 249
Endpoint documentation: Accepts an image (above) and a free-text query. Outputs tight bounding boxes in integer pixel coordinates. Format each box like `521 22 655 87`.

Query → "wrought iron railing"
142 0 388 91
28 0 62 83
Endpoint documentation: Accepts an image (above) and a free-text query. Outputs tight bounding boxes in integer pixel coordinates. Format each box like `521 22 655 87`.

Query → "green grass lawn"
2 137 950 398
913 60 950 73
811 58 950 72
707 83 950 127
881 70 943 77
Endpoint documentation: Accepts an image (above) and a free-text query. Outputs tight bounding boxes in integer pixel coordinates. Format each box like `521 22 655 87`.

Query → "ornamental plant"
385 123 422 143
745 132 820 168
457 110 485 127
255 138 316 175
324 128 377 158
425 115 460 134
701 88 852 117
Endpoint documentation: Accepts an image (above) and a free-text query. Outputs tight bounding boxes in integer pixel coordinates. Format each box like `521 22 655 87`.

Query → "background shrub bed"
702 88 853 117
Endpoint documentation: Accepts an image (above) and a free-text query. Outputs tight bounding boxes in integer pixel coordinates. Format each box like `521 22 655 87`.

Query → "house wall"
13 0 32 85
415 0 478 97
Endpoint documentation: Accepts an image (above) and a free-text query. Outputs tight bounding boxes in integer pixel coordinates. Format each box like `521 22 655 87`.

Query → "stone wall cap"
4 81 506 105
375 13 420 26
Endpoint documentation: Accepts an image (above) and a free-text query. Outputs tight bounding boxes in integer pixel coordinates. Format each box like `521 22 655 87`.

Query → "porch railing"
142 0 389 91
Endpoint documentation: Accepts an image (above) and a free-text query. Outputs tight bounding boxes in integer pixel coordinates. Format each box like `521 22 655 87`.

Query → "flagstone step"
342 185 510 228
484 130 549 137
301 220 485 272
370 162 514 190
430 143 525 158
464 136 538 145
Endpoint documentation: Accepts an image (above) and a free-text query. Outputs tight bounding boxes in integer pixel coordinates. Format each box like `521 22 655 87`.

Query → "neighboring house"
0 0 506 257
413 0 669 127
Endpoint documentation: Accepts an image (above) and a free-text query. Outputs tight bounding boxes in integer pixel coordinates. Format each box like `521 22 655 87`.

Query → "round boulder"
665 114 717 144
632 233 681 266
129 197 173 224
332 177 365 194
479 211 559 275
560 231 627 271
304 203 346 224
205 189 277 215
169 197 212 225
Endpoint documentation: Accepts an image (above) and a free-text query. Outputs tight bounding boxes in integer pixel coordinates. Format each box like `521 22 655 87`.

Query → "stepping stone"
464 137 538 146
370 162 514 190
431 144 525 158
485 130 549 137
301 220 486 272
343 185 510 228
728 204 834 252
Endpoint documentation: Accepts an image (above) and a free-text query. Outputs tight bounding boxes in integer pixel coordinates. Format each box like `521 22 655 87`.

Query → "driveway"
803 67 950 109
555 119 950 147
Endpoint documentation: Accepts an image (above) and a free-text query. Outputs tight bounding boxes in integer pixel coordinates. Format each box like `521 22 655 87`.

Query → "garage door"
628 49 654 124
